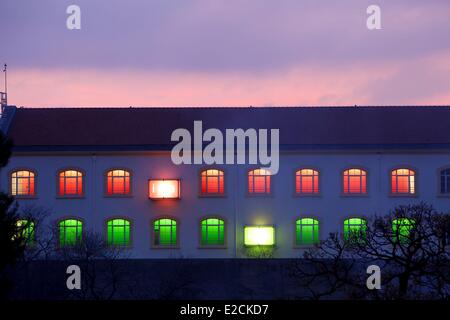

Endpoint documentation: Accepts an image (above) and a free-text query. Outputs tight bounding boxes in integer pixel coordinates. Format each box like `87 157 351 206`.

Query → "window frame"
56 168 85 198
151 217 180 249
104 168 133 197
16 219 35 246
246 168 273 197
9 168 37 198
198 216 227 249
198 167 226 197
57 217 84 247
437 166 450 197
104 216 133 248
389 166 418 197
294 217 321 248
293 167 321 197
341 166 369 197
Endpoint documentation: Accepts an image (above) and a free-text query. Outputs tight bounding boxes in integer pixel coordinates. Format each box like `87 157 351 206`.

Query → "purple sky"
1 0 450 107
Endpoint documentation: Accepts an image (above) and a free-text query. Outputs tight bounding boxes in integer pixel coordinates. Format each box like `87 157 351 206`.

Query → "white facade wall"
1 150 449 258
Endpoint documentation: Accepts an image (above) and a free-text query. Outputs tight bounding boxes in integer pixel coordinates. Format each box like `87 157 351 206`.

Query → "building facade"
1 106 450 258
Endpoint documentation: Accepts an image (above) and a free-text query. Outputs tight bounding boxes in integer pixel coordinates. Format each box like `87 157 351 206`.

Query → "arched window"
248 169 271 194
16 219 35 245
296 218 319 245
344 218 367 242
295 169 319 194
440 168 450 195
343 168 367 194
107 218 131 246
59 219 83 246
392 218 415 243
201 169 225 195
11 170 35 196
59 170 83 196
106 169 131 195
153 218 177 246
201 218 225 246
391 169 415 194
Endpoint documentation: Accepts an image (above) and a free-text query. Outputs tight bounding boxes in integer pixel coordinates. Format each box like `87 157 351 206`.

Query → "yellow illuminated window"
244 226 275 246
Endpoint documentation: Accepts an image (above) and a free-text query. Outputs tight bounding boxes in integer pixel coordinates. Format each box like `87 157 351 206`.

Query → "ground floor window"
201 218 225 246
296 218 319 245
107 218 131 246
153 218 177 246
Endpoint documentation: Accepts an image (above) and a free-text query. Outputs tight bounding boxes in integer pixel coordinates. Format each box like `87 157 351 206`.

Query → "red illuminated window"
106 169 131 195
201 169 224 195
391 168 415 194
59 170 83 196
296 169 319 194
11 170 36 196
248 169 271 194
343 169 367 194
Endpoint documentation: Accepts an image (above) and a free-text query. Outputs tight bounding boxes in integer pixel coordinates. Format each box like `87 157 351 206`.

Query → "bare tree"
57 230 129 300
289 202 450 300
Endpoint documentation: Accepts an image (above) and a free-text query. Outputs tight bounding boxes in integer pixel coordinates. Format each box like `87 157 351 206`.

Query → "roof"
3 106 450 152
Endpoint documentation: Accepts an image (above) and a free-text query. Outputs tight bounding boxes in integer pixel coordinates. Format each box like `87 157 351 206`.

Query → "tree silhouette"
290 202 450 300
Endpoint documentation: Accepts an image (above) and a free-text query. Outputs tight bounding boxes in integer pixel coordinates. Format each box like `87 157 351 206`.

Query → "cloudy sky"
1 0 450 107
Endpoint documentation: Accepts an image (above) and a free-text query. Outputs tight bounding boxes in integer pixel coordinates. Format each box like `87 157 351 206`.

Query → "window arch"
391 168 415 194
106 169 131 195
11 170 36 196
248 169 271 194
343 218 367 242
59 169 83 196
16 219 35 245
153 218 178 247
59 219 83 246
343 168 367 194
295 169 319 194
439 168 450 195
106 218 131 246
201 218 225 246
201 169 225 195
296 218 319 245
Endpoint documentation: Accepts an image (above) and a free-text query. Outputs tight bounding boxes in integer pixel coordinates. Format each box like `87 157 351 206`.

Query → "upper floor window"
296 218 319 246
59 219 83 247
343 168 367 194
153 218 177 247
107 218 131 246
391 168 415 195
295 169 319 195
201 169 225 195
106 169 131 195
201 218 225 246
343 218 367 243
248 169 271 194
16 219 35 245
440 168 450 195
11 170 35 196
59 170 83 196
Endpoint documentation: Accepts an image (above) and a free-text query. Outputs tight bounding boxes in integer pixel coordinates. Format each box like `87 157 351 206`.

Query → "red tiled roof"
4 106 450 151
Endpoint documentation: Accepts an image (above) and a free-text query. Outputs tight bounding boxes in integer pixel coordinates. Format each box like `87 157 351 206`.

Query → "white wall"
1 150 449 258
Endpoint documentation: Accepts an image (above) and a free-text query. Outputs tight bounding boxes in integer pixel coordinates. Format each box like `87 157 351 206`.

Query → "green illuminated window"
344 218 367 242
392 218 415 243
107 218 131 246
59 219 83 246
296 218 319 245
201 218 225 246
153 218 177 246
17 219 35 245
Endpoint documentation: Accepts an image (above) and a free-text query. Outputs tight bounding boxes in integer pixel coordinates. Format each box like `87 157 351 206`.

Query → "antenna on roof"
1 64 7 114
